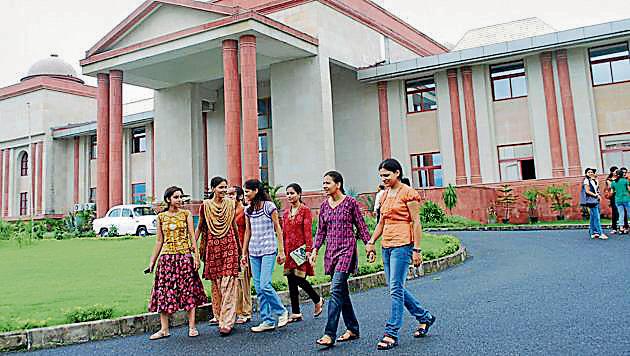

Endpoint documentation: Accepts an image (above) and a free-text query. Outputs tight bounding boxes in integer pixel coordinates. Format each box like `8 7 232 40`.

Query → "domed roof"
21 54 84 83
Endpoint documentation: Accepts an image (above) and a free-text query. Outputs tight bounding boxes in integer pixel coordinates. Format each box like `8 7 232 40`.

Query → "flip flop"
336 330 359 342
316 335 335 348
288 314 303 323
188 328 199 337
376 335 398 350
313 299 324 317
149 330 170 340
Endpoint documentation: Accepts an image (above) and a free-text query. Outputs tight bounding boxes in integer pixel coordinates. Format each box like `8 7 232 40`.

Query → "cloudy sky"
1 0 629 102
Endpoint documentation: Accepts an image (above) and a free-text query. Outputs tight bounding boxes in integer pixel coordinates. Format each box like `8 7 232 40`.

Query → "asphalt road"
29 230 630 355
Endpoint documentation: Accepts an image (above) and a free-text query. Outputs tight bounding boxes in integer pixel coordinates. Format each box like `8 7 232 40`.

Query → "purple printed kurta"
314 196 371 275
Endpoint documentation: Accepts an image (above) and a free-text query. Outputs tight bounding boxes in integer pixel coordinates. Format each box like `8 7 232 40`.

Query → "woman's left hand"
193 256 201 270
412 251 423 267
277 251 286 265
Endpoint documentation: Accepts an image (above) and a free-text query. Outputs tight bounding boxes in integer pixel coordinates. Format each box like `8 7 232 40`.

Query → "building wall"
406 111 439 154
593 82 630 135
525 54 553 179
493 97 532 145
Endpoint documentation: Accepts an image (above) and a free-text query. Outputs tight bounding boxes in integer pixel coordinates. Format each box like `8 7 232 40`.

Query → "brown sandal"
313 299 324 317
336 330 359 342
316 335 335 347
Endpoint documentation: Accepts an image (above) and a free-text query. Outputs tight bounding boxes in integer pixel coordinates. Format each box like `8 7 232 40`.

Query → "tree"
496 185 517 224
545 185 572 220
522 188 544 223
442 184 458 214
263 182 284 210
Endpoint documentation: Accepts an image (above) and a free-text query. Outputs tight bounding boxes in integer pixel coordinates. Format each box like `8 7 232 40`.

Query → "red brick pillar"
461 67 482 184
202 112 209 193
239 35 260 181
540 52 565 177
30 144 36 215
556 50 581 176
0 149 3 216
36 142 43 214
223 39 243 185
109 70 123 207
73 138 80 204
377 81 392 159
96 73 110 217
2 149 9 217
447 69 467 185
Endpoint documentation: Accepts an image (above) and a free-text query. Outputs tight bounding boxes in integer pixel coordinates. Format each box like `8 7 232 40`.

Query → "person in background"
610 167 630 235
374 184 386 223
147 186 207 340
282 183 323 323
581 168 608 240
228 186 253 324
312 171 371 347
196 177 241 336
606 166 620 234
241 179 289 333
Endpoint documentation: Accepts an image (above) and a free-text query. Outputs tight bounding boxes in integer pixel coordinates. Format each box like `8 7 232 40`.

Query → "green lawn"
0 233 452 332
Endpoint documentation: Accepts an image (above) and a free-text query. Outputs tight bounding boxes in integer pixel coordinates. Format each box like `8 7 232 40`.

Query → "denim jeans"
589 204 603 236
324 271 359 339
616 202 630 228
383 244 432 339
250 253 287 325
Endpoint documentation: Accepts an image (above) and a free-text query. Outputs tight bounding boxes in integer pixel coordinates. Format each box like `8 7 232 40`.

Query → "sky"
1 0 629 102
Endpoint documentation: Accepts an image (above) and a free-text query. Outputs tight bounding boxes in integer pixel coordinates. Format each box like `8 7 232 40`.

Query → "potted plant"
496 185 517 224
545 185 572 220
442 184 458 214
487 205 497 224
523 188 543 224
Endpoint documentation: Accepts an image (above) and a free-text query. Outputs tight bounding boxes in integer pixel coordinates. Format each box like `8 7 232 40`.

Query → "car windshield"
134 207 155 216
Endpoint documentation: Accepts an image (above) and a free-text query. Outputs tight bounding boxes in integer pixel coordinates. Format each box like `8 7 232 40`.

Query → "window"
90 135 97 160
131 128 146 154
601 133 630 168
589 43 630 86
410 152 443 188
258 98 272 130
20 153 28 176
490 61 527 100
258 133 269 183
406 78 437 113
498 143 536 181
89 188 96 203
108 209 121 217
132 183 146 204
19 192 28 216
121 208 133 218
134 206 155 216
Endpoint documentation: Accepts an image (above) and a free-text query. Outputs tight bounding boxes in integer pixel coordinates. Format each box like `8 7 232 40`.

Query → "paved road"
31 230 630 355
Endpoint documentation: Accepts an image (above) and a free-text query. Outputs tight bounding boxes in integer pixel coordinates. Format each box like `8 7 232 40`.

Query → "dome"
21 54 84 83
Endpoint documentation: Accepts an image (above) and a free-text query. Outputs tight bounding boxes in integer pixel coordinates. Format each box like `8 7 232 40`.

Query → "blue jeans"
589 204 603 235
616 202 630 229
250 253 287 325
383 244 432 339
324 271 359 339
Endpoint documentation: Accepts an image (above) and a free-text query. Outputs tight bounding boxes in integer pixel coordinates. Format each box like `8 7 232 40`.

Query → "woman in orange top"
366 158 435 350
228 185 253 324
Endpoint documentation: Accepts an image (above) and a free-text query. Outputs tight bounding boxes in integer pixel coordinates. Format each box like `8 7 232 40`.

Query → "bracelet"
413 248 422 253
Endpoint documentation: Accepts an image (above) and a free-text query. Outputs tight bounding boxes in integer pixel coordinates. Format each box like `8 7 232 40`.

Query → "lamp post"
27 102 34 239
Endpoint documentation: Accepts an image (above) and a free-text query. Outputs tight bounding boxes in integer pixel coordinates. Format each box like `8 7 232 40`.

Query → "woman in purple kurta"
311 171 370 347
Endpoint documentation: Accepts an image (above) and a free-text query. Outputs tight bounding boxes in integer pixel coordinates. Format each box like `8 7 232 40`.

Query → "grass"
486 218 612 227
0 233 454 332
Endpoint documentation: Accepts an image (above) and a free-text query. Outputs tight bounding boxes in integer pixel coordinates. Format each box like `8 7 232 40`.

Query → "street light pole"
27 102 34 239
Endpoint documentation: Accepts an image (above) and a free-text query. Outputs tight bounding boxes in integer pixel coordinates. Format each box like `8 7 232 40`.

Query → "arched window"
20 153 29 176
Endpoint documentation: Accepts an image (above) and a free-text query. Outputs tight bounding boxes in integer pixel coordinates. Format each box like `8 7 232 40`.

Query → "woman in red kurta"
282 183 323 322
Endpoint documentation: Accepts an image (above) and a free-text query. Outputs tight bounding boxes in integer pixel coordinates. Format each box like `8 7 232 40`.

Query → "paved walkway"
31 230 630 355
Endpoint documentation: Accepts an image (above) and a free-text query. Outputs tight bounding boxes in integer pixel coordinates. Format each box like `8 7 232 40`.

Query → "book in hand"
289 244 307 266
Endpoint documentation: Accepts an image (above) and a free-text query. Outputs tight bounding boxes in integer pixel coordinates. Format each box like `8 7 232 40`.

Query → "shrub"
496 185 517 223
107 225 119 237
545 185 572 218
0 220 14 240
359 194 376 212
357 262 383 276
442 184 458 214
523 188 544 219
65 305 114 323
420 201 446 224
271 279 288 292
0 318 49 333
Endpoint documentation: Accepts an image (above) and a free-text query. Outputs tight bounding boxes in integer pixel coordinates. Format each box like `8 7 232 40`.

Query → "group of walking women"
145 158 435 350
582 166 630 239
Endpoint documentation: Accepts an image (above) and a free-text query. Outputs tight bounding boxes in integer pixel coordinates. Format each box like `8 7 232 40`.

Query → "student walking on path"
147 186 207 340
241 179 289 332
311 171 371 347
366 159 435 350
282 183 323 323
581 168 608 240
610 168 630 235
196 177 241 336
228 186 253 324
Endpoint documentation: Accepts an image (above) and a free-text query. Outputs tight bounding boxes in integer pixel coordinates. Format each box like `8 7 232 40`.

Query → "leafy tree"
523 188 544 222
545 185 572 220
496 185 517 223
442 184 458 214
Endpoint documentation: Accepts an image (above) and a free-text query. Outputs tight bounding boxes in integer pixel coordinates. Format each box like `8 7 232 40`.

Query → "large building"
0 0 628 221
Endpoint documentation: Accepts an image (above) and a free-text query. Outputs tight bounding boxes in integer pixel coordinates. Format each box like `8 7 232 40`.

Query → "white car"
93 205 157 237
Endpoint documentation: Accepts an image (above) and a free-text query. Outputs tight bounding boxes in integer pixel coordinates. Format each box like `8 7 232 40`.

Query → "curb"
424 224 612 232
0 246 467 352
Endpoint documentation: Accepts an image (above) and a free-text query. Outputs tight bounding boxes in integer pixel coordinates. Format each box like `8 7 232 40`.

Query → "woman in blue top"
240 179 289 332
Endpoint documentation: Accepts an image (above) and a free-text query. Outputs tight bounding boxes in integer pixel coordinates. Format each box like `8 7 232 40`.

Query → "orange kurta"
379 184 421 248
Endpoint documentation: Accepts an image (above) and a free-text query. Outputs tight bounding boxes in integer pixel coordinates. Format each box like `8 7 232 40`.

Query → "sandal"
236 316 251 324
149 330 170 340
188 328 199 337
316 335 335 348
219 327 232 337
376 335 398 350
209 317 219 326
313 299 324 317
414 314 436 338
336 330 359 342
288 314 303 323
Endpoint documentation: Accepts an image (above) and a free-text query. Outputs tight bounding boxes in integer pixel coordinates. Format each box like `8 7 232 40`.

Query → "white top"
374 190 386 212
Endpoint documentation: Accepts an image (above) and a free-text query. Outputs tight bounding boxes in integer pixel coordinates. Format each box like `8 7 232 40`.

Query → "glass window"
121 208 132 218
589 43 630 86
406 78 437 113
20 192 28 216
90 135 97 160
20 153 28 176
490 61 527 100
601 134 630 168
258 133 269 182
131 128 146 154
132 183 146 204
410 152 443 188
89 188 96 203
258 98 272 130
108 209 121 218
134 207 155 216
498 143 536 181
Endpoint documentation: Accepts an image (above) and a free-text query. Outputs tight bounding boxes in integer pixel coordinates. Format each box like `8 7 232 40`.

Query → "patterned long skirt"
148 254 208 314
202 230 240 281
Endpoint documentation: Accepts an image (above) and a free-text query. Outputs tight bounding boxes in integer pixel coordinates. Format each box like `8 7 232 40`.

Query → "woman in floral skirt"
148 186 207 340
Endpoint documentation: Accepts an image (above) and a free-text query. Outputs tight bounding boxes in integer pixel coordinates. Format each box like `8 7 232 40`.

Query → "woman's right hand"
240 254 249 267
309 252 317 266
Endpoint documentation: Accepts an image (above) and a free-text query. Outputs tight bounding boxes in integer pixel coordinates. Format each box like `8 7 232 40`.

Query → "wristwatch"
413 248 422 253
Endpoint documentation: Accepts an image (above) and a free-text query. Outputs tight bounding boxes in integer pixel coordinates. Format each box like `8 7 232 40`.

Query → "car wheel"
99 228 109 237
136 226 148 237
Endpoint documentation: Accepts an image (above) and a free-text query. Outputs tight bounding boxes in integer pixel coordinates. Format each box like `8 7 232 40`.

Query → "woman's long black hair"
232 185 245 204
324 171 345 194
208 176 227 199
163 186 184 212
286 183 304 203
378 158 407 184
608 166 619 180
244 179 271 215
